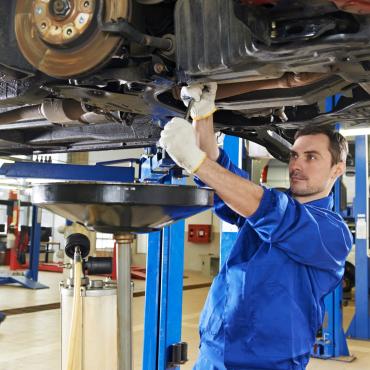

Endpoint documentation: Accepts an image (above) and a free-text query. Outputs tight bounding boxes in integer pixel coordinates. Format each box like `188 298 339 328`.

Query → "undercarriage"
2 0 370 160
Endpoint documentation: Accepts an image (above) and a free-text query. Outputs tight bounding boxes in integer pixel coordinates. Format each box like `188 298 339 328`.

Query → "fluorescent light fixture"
0 158 14 165
340 127 370 137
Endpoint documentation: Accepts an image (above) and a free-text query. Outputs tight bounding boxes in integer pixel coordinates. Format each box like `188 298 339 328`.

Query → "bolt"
83 1 90 7
66 28 73 36
50 0 71 18
153 63 165 74
41 22 47 30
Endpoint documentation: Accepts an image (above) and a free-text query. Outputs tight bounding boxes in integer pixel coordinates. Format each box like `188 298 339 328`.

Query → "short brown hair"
294 126 348 166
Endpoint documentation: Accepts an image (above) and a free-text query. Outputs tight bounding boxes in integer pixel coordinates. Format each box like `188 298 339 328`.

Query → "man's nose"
289 157 303 171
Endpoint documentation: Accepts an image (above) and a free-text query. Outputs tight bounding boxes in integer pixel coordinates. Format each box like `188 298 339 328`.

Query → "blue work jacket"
193 149 352 370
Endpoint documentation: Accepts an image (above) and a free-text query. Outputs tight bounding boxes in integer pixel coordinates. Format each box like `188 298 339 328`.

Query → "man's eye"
289 153 298 159
307 155 316 160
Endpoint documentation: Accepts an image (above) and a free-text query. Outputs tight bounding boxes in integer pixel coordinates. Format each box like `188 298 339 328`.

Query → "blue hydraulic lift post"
25 206 42 282
157 186 186 370
312 95 351 359
347 134 370 340
141 155 186 369
316 178 350 358
220 135 243 267
142 154 166 370
0 204 48 289
333 179 351 357
143 230 162 370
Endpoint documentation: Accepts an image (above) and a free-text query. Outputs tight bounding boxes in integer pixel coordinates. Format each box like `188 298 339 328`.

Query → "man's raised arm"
159 83 263 218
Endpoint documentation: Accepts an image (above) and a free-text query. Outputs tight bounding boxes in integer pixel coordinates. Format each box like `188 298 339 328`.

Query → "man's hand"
159 117 207 173
181 83 217 121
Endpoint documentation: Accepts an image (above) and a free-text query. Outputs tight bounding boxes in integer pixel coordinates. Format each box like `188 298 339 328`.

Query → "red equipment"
330 0 370 14
242 0 370 14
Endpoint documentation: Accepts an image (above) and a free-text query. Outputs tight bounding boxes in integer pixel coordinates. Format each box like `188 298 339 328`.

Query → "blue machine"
347 135 370 340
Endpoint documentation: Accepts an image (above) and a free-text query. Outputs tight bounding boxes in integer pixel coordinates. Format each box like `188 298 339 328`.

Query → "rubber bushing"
65 233 90 259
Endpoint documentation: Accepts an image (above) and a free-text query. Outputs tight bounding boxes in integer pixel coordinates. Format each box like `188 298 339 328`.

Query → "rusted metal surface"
330 0 370 14
216 73 328 99
0 99 85 125
15 0 131 78
172 73 328 101
241 0 370 13
33 0 96 46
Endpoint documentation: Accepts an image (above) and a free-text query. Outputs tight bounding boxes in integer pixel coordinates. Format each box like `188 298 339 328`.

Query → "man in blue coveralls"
159 82 352 370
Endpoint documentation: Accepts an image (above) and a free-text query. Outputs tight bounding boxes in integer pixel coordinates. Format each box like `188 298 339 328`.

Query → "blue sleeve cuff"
215 148 230 167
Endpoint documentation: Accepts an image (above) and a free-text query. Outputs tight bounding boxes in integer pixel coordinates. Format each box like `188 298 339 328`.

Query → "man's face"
289 133 344 199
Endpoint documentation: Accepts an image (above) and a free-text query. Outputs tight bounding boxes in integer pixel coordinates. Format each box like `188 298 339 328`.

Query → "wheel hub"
33 0 96 46
15 0 131 78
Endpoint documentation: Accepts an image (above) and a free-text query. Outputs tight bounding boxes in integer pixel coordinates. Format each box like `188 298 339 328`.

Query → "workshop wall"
183 210 220 273
41 209 66 251
133 209 221 274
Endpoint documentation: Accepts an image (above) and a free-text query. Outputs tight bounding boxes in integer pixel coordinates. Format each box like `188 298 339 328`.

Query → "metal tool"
184 98 195 122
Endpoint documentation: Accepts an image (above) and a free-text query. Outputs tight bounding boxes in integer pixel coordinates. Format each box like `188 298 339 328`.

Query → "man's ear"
333 161 346 179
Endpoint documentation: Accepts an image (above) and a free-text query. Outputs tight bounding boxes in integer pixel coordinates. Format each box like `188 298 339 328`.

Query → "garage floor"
0 269 369 370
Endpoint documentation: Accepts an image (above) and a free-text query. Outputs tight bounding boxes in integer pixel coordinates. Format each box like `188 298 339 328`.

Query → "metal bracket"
0 161 135 183
96 0 173 53
167 341 188 368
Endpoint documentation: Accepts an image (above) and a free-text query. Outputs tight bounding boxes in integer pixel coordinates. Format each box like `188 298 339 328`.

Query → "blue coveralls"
193 149 352 370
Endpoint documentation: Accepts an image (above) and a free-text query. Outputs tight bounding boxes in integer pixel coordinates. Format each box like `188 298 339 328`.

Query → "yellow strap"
191 154 207 174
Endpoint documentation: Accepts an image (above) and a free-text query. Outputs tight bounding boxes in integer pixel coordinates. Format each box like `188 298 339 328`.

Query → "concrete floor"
0 270 369 370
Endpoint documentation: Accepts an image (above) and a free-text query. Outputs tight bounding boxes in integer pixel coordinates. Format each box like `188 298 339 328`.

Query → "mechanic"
159 83 352 370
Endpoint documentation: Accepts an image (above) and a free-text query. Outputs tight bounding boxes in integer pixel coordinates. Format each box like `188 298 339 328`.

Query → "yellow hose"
66 254 83 370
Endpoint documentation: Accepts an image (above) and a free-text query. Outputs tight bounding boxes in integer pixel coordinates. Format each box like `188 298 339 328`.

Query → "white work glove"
159 117 206 173
181 82 217 120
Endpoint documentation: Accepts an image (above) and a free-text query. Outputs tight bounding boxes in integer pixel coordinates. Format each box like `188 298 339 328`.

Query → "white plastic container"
61 281 117 370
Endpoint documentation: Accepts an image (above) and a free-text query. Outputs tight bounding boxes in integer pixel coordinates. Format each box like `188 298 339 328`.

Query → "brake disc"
15 0 130 78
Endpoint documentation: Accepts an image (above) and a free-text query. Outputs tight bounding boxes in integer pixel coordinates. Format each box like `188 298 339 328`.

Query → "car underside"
1 0 370 161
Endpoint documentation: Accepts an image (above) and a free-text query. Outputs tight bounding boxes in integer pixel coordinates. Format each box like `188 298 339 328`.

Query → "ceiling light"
339 128 370 137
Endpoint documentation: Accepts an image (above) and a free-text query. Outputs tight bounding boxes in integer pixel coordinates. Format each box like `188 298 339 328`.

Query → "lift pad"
32 183 214 233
